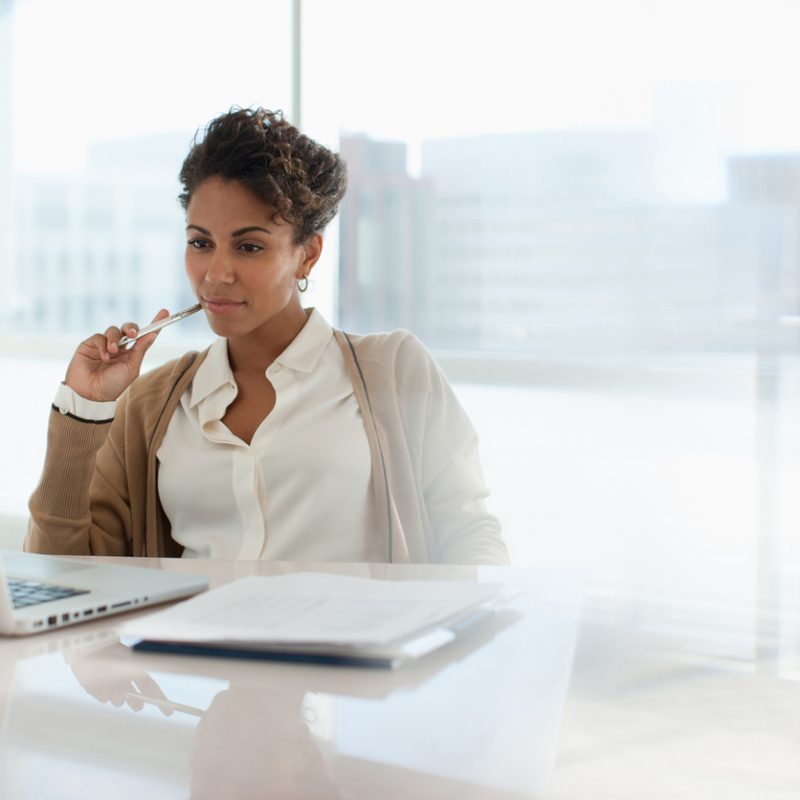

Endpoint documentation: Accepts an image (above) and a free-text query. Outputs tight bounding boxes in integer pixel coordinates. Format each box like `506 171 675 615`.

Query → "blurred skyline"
4 123 800 361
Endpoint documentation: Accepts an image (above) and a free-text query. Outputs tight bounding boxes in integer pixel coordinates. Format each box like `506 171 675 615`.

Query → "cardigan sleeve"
25 403 135 557
395 335 510 566
25 353 200 558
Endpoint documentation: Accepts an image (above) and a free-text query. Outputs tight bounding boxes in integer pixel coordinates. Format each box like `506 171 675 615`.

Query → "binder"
122 572 514 668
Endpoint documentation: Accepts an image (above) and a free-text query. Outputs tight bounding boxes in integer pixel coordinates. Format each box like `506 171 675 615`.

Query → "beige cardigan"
26 330 509 565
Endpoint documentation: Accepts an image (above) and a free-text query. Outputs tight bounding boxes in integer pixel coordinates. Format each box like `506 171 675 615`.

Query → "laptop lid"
0 550 208 637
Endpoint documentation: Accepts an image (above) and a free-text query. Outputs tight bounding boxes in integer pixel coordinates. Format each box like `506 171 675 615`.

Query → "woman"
25 107 508 565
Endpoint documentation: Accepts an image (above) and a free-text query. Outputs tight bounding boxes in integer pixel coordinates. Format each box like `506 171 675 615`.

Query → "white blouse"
55 310 378 561
156 310 378 561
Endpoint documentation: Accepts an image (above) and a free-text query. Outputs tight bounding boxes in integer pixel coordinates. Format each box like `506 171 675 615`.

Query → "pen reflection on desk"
66 645 340 799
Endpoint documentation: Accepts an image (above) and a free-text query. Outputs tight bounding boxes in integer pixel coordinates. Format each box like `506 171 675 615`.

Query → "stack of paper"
121 572 513 668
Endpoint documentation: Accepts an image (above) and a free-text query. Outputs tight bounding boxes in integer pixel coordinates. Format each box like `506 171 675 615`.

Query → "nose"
204 250 236 286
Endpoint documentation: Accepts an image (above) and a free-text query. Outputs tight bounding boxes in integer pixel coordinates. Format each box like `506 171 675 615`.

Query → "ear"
297 234 323 279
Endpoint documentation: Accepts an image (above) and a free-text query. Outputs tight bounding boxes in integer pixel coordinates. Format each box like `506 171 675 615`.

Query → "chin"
206 318 241 338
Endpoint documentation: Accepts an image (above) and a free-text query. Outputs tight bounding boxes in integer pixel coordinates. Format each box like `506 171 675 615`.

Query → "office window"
299 0 800 648
0 0 292 536
0 0 798 650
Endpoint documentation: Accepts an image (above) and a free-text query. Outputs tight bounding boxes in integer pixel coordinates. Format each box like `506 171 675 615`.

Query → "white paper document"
121 572 513 666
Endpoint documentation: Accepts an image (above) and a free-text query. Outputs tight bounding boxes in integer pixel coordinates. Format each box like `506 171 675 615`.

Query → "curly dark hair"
178 107 348 243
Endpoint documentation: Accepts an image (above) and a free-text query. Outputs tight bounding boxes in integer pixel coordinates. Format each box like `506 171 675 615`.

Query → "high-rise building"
725 154 800 352
339 128 754 356
11 132 203 335
421 129 732 355
337 134 434 339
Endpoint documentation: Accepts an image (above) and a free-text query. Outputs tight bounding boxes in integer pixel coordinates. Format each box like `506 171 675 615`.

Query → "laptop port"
97 605 107 613
47 615 57 626
61 613 69 622
83 609 93 616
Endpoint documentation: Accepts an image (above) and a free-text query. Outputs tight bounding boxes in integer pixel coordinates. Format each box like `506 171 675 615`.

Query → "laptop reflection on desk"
0 550 208 636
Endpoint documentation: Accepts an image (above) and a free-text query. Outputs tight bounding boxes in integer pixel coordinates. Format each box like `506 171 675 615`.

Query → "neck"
226 304 311 373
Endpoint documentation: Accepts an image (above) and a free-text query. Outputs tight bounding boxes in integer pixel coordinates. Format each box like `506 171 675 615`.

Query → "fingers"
124 691 146 712
94 309 170 359
81 331 116 363
75 309 171 376
81 323 135 362
133 672 173 716
105 323 138 357
133 671 170 702
126 309 170 364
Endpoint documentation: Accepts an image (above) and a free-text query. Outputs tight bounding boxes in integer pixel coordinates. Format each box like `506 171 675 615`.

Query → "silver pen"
118 303 203 346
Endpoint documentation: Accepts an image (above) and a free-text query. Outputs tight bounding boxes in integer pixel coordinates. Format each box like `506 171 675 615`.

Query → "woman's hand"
64 309 171 402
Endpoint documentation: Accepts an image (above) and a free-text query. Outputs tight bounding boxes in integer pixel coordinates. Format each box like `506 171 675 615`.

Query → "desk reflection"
72 653 341 798
191 685 340 799
0 566 577 799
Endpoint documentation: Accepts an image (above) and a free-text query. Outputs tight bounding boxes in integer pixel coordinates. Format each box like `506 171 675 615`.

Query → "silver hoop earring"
298 276 309 293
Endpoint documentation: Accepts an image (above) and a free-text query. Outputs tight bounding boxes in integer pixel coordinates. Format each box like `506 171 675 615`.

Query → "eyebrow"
185 224 272 237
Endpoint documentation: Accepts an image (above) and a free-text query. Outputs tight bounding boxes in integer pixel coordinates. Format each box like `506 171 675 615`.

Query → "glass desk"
0 558 798 799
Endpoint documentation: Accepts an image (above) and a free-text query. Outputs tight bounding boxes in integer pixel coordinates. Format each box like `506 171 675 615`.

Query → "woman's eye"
239 242 263 253
187 239 209 250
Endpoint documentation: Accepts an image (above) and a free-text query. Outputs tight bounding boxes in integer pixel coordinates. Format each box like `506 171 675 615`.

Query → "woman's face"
185 176 321 342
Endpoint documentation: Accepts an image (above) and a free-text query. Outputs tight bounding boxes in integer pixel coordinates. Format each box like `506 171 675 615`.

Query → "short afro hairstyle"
179 107 348 243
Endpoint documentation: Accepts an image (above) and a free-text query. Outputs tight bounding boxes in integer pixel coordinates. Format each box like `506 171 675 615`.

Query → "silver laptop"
0 550 208 636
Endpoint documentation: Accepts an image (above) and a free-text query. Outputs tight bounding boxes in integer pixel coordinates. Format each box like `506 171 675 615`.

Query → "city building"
6 126 795 360
337 134 434 339
725 153 800 354
338 129 742 356
10 133 204 336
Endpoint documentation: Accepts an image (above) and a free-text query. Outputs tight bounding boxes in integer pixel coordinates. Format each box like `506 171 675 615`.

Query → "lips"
203 297 245 315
